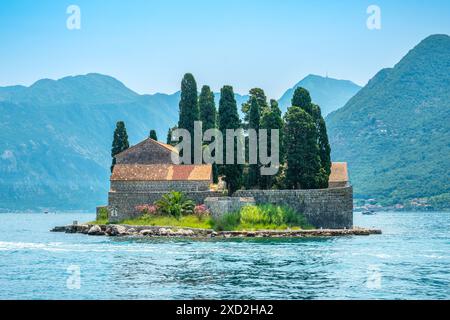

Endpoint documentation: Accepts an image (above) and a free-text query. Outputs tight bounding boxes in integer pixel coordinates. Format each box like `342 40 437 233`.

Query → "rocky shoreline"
51 224 382 238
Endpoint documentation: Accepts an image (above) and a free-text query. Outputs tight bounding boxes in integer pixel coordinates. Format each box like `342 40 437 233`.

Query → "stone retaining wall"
234 186 353 229
204 197 255 218
108 190 226 223
111 180 210 192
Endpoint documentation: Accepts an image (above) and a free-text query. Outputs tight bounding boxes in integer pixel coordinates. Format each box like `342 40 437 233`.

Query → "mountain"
0 74 181 211
0 74 252 211
326 34 450 209
278 74 361 115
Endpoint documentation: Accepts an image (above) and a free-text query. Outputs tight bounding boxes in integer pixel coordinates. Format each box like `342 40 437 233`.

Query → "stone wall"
204 197 255 218
108 190 225 223
234 186 353 229
111 180 210 192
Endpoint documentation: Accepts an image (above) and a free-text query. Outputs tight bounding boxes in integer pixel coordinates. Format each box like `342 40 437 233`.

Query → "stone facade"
111 180 210 192
105 137 353 229
204 197 256 218
234 186 353 229
108 190 225 223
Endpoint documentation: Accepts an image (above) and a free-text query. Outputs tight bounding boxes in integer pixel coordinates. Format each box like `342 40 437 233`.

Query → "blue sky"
0 0 449 98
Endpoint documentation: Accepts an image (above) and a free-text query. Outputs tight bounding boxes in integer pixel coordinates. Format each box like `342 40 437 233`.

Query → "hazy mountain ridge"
326 34 450 209
278 74 361 116
0 72 361 211
0 75 177 210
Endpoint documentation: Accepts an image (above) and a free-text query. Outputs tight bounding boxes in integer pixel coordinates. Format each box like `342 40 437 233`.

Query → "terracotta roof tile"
111 164 212 181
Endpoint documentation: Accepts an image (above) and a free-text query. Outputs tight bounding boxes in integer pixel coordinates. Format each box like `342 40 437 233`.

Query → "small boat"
362 210 375 215
44 211 49 214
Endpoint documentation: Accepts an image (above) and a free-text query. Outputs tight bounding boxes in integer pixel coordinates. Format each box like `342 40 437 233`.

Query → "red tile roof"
111 164 212 181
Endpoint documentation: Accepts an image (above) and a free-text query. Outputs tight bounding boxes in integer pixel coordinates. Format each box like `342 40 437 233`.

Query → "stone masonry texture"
234 187 353 229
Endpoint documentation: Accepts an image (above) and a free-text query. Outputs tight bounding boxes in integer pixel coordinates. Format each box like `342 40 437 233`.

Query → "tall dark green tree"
260 99 284 189
291 87 313 114
283 106 322 189
289 87 331 188
218 85 243 195
149 129 158 141
178 73 199 163
111 121 129 172
199 85 219 183
199 85 216 133
312 105 331 188
241 88 269 125
247 97 260 188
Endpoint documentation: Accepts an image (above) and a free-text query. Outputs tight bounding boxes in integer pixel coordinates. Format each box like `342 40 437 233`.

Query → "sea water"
0 211 448 299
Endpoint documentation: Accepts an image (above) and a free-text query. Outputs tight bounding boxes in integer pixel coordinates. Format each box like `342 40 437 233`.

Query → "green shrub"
154 191 195 219
211 211 241 231
212 204 314 231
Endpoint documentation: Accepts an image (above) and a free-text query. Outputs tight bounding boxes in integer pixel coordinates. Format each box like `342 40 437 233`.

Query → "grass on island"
121 215 214 229
90 205 314 231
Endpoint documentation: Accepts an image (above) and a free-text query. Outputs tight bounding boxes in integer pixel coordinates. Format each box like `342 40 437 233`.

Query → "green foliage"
312 105 331 187
284 86 331 189
211 211 241 231
97 207 109 220
178 73 199 163
111 121 129 172
284 106 322 189
199 85 217 133
199 85 219 183
291 87 313 114
327 34 450 205
241 88 269 125
428 193 450 210
120 214 214 229
260 100 284 189
212 204 313 231
218 85 243 195
247 97 261 188
154 191 195 219
149 129 158 141
93 207 109 224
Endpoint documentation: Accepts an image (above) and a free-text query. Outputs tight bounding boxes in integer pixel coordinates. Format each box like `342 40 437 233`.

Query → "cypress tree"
312 105 331 188
241 88 269 125
166 128 172 145
149 130 158 141
178 73 199 163
291 87 313 114
218 85 243 195
247 96 260 188
111 121 130 172
289 87 332 188
260 99 284 189
284 106 322 189
199 85 219 183
199 85 216 133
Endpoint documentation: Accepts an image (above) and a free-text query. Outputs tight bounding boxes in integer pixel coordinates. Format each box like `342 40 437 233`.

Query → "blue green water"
0 211 448 300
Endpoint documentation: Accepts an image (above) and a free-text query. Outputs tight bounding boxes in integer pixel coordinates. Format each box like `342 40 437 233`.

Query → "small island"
53 82 381 238
52 192 381 238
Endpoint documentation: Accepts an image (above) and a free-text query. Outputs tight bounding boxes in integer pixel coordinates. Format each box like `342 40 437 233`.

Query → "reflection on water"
0 211 449 299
